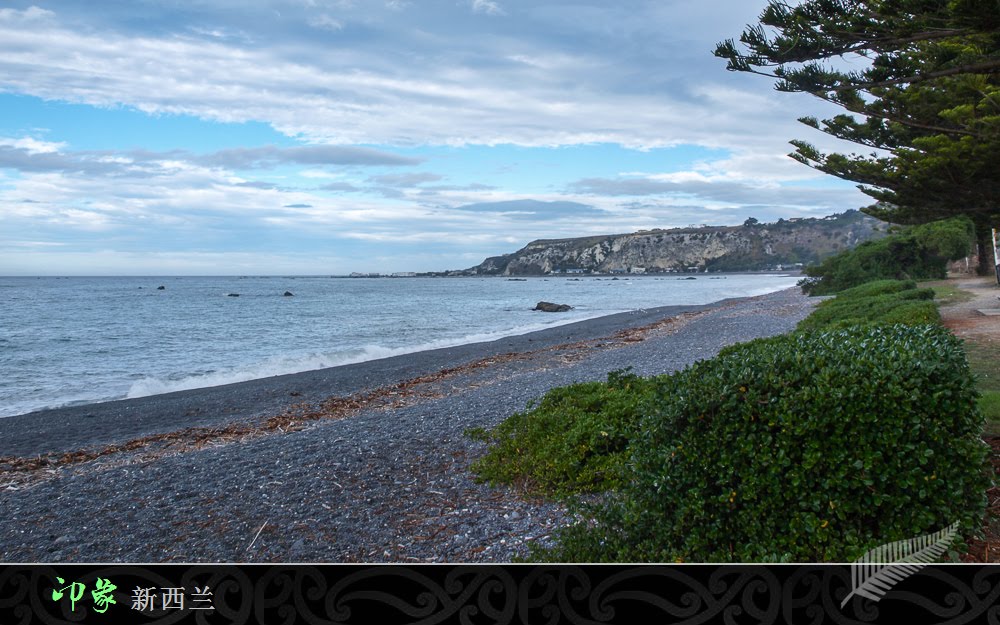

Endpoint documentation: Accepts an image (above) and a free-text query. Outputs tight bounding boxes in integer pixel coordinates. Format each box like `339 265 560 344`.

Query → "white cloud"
0 249 364 276
300 169 347 179
0 137 67 154
645 152 823 186
308 14 344 31
0 6 54 23
56 208 113 230
471 0 505 16
0 4 846 151
3 240 65 247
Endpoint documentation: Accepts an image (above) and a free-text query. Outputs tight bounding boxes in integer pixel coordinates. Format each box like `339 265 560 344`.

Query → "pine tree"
715 0 1000 274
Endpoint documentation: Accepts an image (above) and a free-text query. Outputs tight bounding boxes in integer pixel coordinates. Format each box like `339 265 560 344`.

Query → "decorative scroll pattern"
1 564 997 624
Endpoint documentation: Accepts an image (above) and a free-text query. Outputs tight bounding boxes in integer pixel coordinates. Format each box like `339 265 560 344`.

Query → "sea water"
0 274 799 417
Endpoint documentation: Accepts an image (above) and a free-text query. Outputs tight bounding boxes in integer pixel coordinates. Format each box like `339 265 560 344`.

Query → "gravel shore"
0 287 815 563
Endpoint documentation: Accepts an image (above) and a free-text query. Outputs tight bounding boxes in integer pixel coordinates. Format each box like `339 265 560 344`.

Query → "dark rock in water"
283 291 294 297
227 293 240 297
679 276 697 280
533 301 572 312
157 285 165 290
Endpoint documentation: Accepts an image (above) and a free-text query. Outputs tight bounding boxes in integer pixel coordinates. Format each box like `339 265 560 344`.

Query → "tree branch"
822 60 1000 91
811 93 985 138
785 27 979 59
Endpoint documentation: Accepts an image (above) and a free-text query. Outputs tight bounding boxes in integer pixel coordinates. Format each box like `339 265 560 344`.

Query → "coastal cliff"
467 210 885 275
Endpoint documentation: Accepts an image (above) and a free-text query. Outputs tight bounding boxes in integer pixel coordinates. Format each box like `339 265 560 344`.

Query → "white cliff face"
469 211 885 275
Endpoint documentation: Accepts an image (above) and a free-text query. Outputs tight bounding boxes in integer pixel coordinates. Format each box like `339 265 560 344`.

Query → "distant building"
391 272 417 277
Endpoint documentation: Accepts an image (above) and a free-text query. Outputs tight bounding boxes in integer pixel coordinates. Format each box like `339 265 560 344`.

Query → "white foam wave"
125 312 614 400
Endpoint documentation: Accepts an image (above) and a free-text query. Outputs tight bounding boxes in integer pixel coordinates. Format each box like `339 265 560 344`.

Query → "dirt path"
935 275 1000 340
933 275 1000 562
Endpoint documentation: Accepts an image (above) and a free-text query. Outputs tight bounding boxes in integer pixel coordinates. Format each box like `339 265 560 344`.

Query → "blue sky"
0 1 871 275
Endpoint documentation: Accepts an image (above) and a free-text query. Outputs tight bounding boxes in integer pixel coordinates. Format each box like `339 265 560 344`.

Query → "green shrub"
834 279 918 299
533 325 990 562
797 286 940 332
466 369 656 497
800 217 975 295
876 300 942 325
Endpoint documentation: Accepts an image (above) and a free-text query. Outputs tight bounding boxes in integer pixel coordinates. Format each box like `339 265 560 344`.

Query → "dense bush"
532 325 990 562
797 282 940 331
466 369 656 497
832 279 919 299
800 217 975 295
872 300 941 325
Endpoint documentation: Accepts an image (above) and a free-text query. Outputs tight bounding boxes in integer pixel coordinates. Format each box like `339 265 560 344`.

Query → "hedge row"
797 279 940 332
530 325 990 562
468 272 987 561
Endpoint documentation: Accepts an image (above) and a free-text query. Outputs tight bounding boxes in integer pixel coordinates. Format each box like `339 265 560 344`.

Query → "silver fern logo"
841 521 959 608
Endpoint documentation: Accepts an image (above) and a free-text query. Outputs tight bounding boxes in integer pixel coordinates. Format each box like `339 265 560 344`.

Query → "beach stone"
533 301 572 312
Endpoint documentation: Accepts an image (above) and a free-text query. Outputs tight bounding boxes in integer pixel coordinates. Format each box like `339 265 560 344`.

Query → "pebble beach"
0 287 815 563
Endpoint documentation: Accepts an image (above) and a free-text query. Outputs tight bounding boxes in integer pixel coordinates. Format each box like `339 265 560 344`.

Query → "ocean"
0 273 800 417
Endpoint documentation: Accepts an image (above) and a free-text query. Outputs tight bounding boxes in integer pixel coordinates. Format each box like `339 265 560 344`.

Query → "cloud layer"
0 2 842 149
0 2 873 274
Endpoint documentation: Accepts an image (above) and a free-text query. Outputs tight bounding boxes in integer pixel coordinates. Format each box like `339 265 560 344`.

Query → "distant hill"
464 210 886 275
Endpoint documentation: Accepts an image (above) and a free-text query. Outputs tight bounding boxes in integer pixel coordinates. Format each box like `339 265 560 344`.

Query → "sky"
0 1 873 276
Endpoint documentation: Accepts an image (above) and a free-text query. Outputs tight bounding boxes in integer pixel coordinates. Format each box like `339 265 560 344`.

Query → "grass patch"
922 281 978 307
964 341 1000 392
980 391 1000 437
927 283 999 437
962 340 1000 436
